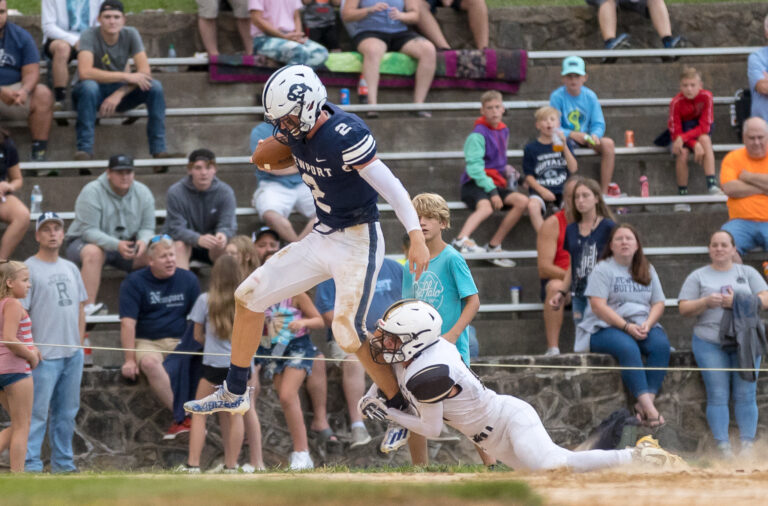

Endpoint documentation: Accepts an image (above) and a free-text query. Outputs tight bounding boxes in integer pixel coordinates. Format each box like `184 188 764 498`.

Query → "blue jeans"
590 326 670 398
72 79 167 155
25 350 84 473
572 294 587 326
721 219 768 256
692 334 759 444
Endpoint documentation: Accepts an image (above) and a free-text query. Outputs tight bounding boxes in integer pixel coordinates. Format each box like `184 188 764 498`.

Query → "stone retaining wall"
2 352 766 470
12 3 767 58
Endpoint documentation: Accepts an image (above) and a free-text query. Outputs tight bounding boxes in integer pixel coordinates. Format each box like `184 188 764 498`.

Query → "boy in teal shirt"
402 193 479 365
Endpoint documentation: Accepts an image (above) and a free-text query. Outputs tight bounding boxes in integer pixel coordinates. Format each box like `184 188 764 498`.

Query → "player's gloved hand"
358 395 391 422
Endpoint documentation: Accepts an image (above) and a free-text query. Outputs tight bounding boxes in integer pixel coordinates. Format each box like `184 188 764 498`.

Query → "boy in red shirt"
668 67 721 211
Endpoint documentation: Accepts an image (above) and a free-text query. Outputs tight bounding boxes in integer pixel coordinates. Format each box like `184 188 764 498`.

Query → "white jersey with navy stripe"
289 103 380 230
394 339 501 443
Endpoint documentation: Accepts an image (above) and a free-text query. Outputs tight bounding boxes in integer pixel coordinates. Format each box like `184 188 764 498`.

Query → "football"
251 136 295 171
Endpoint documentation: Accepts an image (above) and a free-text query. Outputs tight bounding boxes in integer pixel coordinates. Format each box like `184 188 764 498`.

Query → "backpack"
730 88 752 140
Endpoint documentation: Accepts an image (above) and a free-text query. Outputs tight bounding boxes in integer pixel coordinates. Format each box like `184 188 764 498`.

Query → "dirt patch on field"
521 465 768 505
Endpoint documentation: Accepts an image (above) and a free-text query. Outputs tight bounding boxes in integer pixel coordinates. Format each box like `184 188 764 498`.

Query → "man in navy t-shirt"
119 234 199 431
0 1 53 161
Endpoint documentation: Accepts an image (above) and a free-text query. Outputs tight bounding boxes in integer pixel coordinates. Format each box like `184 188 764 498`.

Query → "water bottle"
639 175 649 198
552 129 564 152
83 334 93 367
30 185 43 214
166 44 178 72
357 76 368 104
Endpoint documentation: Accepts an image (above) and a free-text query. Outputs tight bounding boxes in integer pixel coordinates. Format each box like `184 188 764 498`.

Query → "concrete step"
472 311 700 356
8 103 737 162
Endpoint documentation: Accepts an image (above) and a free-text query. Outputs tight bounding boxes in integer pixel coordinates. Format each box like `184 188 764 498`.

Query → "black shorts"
426 0 462 13
308 25 340 51
585 0 648 17
43 38 79 61
529 191 564 213
352 29 422 52
190 247 212 265
202 365 228 385
460 180 515 211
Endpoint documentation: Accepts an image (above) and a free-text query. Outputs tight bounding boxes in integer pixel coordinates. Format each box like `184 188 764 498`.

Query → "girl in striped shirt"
0 261 41 472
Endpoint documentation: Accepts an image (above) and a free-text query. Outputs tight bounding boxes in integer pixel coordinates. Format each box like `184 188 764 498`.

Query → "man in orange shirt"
720 117 768 260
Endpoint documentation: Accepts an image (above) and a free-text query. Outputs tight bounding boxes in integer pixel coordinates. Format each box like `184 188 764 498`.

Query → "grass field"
5 465 768 506
0 472 539 506
15 0 756 16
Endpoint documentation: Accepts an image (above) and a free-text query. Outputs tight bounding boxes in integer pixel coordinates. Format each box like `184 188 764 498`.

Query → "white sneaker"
451 236 485 254
173 464 200 474
708 186 725 196
183 381 251 415
484 244 516 268
350 425 372 448
380 423 410 454
288 451 314 471
544 347 560 356
240 463 265 473
673 203 691 213
84 302 105 317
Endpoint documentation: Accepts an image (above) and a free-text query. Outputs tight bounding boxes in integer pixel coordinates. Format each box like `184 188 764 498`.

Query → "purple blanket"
209 49 527 93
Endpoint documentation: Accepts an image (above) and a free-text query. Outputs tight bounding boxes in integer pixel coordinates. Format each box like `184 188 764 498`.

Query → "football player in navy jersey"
359 299 685 471
185 65 430 433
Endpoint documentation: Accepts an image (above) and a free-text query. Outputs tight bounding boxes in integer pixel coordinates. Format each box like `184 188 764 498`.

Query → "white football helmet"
370 299 443 364
262 64 327 143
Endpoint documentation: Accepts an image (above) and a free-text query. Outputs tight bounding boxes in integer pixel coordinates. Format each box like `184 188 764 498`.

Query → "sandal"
310 427 341 445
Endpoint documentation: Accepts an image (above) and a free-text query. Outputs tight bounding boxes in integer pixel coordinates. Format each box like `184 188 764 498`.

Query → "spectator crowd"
0 0 767 472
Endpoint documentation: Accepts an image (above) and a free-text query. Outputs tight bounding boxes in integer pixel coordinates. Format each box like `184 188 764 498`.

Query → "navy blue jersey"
290 103 380 229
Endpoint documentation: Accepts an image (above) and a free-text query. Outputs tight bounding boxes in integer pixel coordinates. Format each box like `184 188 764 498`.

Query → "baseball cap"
108 154 134 170
188 148 216 164
36 211 64 231
561 56 586 76
100 0 124 13
252 226 279 242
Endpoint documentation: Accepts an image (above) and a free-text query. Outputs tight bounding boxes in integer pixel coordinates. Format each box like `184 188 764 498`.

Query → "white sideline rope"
4 340 763 373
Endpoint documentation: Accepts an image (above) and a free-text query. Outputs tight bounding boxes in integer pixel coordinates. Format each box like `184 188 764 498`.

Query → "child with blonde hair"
524 105 578 231
182 255 264 473
0 261 41 472
225 235 260 277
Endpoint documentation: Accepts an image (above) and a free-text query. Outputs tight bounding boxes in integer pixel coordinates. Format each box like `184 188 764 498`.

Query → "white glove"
358 395 390 422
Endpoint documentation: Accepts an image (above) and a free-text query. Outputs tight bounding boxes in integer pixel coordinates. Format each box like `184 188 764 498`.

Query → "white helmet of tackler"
262 64 327 142
371 299 443 364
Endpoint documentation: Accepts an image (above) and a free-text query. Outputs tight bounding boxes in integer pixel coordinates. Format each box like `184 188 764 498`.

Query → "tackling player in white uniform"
360 299 685 471
185 65 430 444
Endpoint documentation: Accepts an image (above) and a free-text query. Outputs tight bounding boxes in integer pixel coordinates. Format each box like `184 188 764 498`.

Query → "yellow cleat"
633 435 687 469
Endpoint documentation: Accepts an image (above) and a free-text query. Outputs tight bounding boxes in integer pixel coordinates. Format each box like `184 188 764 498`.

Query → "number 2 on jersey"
302 173 331 213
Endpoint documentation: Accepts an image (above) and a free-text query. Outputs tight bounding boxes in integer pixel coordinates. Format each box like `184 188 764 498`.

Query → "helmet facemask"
370 326 408 365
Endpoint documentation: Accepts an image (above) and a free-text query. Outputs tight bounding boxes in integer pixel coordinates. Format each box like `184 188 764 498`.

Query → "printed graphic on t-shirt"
0 49 16 68
48 273 75 307
613 277 651 294
413 271 445 310
567 109 586 132
532 152 568 188
68 0 90 32
148 291 186 307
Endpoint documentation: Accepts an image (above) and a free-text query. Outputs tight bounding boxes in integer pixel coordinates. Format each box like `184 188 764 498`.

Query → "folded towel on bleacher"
209 49 527 93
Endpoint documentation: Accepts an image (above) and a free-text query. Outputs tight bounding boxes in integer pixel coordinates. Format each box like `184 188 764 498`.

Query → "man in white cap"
23 212 88 473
